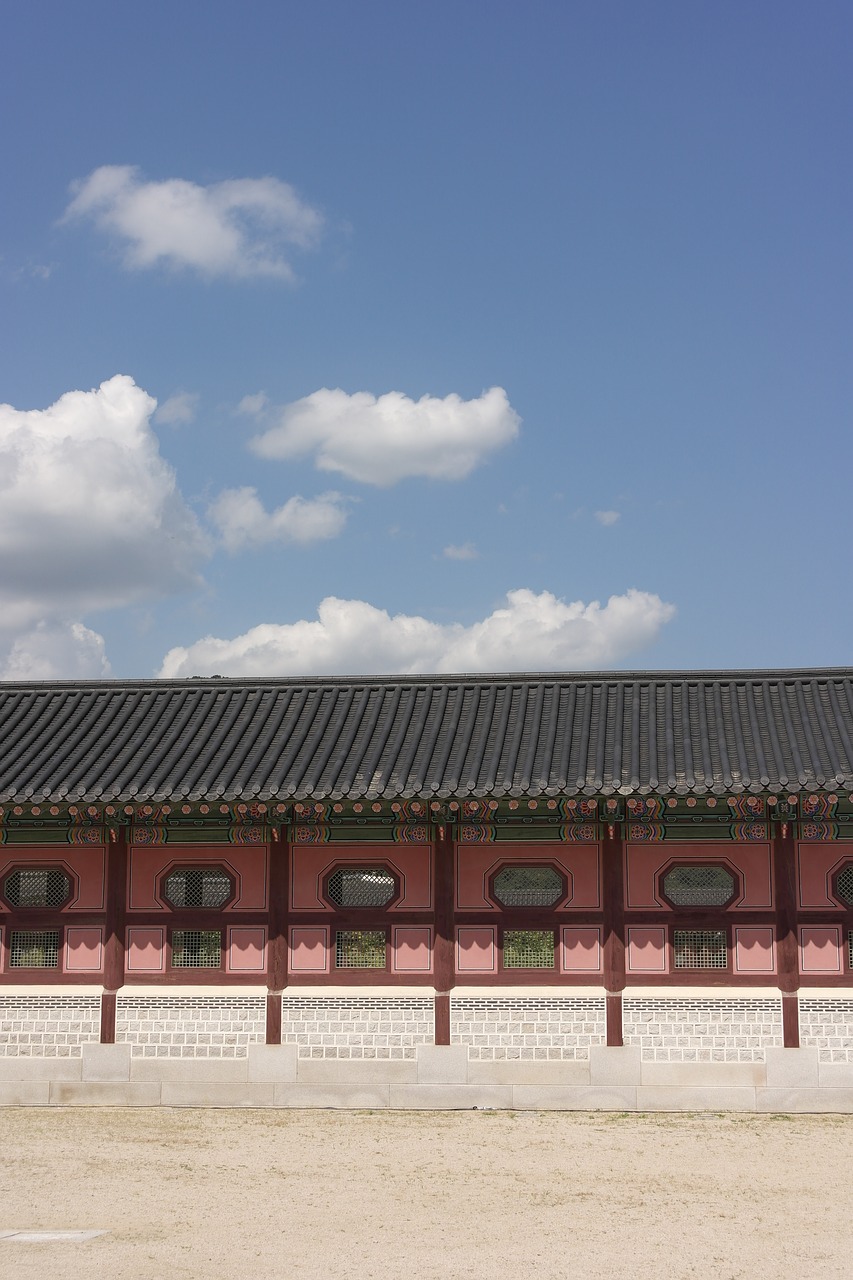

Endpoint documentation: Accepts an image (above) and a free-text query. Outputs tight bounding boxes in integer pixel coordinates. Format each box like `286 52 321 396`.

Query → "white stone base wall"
451 997 606 1060
623 997 783 1062
0 995 101 1057
116 996 266 1058
799 1000 853 1062
281 997 434 1059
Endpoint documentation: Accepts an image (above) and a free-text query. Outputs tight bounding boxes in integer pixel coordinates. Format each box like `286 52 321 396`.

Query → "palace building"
1 669 852 1110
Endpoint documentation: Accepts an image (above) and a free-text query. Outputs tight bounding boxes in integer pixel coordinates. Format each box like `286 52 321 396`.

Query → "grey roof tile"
0 669 852 803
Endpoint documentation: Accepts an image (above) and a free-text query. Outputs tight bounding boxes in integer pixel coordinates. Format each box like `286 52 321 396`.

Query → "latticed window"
171 929 222 968
663 864 735 907
673 929 727 969
163 867 232 909
327 867 396 908
335 930 387 968
4 868 71 909
836 864 853 906
10 929 60 968
503 929 555 969
848 930 853 971
493 865 564 907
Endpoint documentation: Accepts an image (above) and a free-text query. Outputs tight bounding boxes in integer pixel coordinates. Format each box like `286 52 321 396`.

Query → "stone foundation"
281 995 434 1059
116 994 266 1058
451 995 606 1060
0 994 101 1056
623 996 784 1063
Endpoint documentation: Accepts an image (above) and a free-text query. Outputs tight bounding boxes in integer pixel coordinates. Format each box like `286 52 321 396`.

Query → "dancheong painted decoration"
1 669 852 1110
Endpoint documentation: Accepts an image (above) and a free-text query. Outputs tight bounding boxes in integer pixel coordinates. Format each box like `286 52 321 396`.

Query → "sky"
0 1 850 680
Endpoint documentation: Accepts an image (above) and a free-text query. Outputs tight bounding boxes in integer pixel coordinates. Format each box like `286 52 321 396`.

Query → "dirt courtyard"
0 1108 850 1279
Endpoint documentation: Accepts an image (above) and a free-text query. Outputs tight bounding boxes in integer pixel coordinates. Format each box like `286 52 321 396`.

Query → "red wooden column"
602 817 626 1046
101 823 129 1044
773 814 800 1047
433 819 455 1045
266 826 289 1045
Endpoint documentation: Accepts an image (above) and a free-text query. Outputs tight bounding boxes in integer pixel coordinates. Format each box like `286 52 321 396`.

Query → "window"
335 930 387 968
661 864 736 908
503 929 555 969
327 867 397 908
492 865 564 908
3 868 71 909
171 929 221 968
834 864 853 907
163 867 232 909
10 929 60 968
673 929 727 969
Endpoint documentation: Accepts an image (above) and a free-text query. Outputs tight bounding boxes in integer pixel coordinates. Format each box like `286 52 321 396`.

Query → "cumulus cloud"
443 542 479 560
158 587 676 678
249 386 519 485
595 510 620 526
63 165 323 281
154 391 198 426
208 487 350 551
0 375 208 654
0 622 110 680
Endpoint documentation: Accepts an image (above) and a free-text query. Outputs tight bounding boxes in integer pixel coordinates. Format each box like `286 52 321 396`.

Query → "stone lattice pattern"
0 995 101 1057
280 997 434 1059
451 997 606 1060
623 998 783 1062
799 999 853 1062
116 996 265 1058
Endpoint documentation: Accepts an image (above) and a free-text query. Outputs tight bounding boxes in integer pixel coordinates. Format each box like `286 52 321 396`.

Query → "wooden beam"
433 822 455 1045
101 824 128 1042
773 818 800 1046
602 820 625 1046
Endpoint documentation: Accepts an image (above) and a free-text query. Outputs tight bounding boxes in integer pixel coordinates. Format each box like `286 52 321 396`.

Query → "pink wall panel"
128 844 268 911
734 927 775 974
799 925 842 974
226 927 267 973
797 842 853 909
392 927 433 972
0 846 106 911
560 927 602 972
64 927 104 972
627 926 667 973
625 842 772 909
456 926 497 972
455 843 600 911
289 926 330 973
290 844 432 911
126 927 165 972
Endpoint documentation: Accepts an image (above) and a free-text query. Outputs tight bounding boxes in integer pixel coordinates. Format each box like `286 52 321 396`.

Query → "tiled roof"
0 670 852 803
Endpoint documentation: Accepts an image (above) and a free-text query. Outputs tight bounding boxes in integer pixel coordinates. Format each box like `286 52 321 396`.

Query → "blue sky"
1 1 850 679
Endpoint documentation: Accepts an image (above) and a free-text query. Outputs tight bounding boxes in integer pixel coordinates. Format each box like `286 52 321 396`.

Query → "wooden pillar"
773 816 800 1047
433 820 455 1045
266 826 289 1044
602 818 626 1046
101 823 128 1043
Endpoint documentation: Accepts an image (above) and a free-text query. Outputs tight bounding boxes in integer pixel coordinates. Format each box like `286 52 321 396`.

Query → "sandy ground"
0 1109 851 1279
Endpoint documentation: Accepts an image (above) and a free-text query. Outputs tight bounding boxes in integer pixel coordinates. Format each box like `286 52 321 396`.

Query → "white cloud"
237 392 269 417
63 165 323 281
250 386 520 485
443 542 479 560
0 375 209 673
158 587 676 678
208 488 350 551
154 391 198 426
595 510 620 526
0 622 110 680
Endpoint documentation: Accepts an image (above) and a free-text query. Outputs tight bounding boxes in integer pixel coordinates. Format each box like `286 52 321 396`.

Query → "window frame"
657 860 741 913
0 863 75 912
488 861 569 911
322 863 402 913
158 864 237 913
